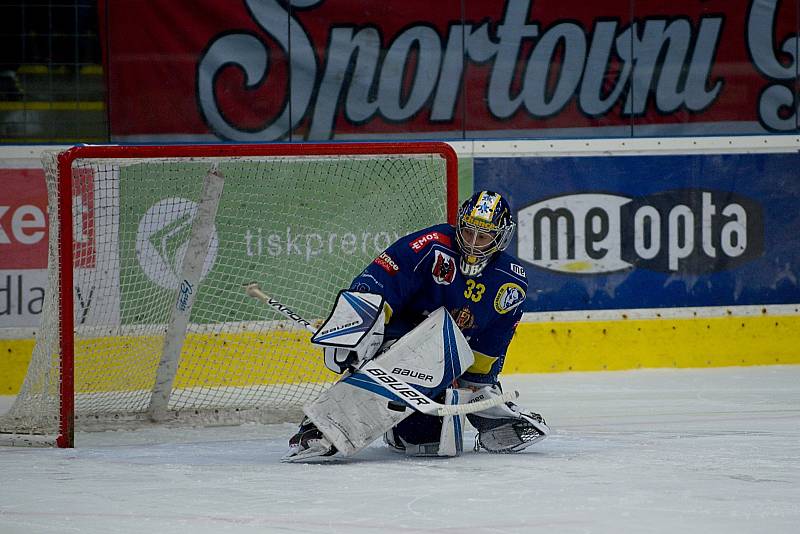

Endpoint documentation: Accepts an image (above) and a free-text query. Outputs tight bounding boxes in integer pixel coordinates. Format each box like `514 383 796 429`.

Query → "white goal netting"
0 144 455 446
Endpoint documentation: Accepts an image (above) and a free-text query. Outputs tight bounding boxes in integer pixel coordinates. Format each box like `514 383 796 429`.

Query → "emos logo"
410 231 452 252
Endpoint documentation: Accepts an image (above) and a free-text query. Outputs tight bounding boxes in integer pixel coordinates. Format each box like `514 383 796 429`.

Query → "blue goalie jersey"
349 223 528 385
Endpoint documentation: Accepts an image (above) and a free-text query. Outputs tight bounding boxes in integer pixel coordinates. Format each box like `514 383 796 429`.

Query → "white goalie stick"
243 282 519 417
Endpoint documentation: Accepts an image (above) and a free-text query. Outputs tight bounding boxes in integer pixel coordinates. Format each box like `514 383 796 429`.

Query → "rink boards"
2 137 800 394
509 305 800 373
3 304 799 395
468 136 800 373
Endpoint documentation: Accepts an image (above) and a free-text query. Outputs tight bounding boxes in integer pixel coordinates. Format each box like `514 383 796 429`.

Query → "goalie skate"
282 417 338 463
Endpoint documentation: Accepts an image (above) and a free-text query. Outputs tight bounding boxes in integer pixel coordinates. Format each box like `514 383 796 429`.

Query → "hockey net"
0 143 457 447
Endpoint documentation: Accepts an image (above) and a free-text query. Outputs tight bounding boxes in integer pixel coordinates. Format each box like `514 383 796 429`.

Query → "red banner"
103 0 800 141
0 169 48 269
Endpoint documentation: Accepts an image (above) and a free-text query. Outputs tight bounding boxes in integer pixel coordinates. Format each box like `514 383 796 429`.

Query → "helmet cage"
455 192 516 276
456 215 515 262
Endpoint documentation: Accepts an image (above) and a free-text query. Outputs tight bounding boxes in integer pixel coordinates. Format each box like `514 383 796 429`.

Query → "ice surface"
1 366 798 533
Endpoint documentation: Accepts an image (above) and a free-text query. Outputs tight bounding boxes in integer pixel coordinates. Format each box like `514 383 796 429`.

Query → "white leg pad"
303 307 474 457
433 388 464 457
304 380 409 456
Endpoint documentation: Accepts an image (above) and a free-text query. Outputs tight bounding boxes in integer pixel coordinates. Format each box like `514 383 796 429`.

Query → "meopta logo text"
517 190 763 274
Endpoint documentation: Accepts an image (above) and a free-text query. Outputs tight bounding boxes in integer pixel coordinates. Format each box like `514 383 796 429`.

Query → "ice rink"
1 366 798 534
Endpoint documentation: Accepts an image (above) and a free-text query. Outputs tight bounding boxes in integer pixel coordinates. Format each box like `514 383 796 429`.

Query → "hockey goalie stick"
243 282 519 417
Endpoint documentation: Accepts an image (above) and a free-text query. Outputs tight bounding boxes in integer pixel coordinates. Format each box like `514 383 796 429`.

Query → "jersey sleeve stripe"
493 266 527 284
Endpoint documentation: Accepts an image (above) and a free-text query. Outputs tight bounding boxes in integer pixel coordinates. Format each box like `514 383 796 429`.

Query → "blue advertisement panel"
475 153 800 312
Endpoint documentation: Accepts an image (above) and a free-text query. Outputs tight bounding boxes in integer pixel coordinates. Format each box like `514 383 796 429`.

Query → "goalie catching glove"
311 290 386 374
461 381 550 453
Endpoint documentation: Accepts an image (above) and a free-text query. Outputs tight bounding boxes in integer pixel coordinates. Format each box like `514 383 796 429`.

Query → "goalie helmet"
455 190 516 276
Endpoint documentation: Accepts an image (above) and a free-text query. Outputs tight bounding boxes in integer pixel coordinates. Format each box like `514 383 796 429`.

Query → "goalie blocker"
310 290 387 375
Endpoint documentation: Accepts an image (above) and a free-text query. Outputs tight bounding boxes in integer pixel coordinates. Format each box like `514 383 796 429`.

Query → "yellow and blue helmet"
455 190 516 276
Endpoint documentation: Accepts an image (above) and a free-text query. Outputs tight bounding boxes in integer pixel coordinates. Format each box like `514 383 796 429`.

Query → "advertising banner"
0 169 48 327
103 0 799 142
0 169 48 270
0 164 120 329
117 160 444 325
475 151 800 312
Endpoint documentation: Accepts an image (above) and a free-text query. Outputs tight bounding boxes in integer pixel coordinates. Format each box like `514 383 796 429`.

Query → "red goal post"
1 142 458 447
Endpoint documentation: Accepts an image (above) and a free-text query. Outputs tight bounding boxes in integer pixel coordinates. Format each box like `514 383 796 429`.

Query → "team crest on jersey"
432 250 457 285
450 306 475 331
493 283 526 314
510 263 526 278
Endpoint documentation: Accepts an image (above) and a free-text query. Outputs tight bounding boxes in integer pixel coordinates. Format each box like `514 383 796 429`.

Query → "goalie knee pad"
462 383 550 453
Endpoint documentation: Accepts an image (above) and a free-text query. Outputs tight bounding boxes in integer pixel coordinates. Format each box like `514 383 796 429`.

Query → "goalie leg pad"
434 388 464 457
384 388 464 457
302 307 474 457
304 377 410 457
